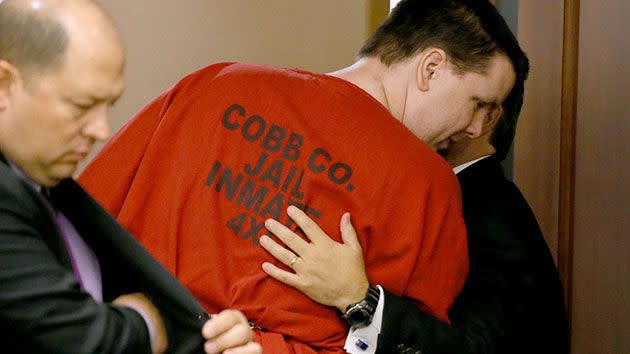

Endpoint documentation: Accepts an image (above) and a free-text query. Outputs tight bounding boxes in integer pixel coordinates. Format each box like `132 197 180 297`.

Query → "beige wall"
81 1 368 170
514 0 564 261
572 0 630 352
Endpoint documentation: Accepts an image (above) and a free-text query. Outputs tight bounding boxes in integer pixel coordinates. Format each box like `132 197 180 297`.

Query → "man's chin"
32 172 67 188
44 163 78 186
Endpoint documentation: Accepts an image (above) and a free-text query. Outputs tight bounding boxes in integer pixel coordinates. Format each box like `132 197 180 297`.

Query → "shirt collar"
453 155 491 175
7 159 43 192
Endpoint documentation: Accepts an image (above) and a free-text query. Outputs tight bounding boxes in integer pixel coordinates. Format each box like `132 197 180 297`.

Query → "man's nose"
464 115 484 138
82 107 110 141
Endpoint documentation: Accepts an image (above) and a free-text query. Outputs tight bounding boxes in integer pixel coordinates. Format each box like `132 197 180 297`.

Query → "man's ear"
0 60 21 111
416 48 447 92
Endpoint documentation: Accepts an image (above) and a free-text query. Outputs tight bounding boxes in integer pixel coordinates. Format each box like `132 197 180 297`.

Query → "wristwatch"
342 285 380 328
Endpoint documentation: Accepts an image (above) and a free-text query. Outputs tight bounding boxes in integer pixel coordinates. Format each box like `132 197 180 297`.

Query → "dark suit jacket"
377 155 568 354
0 155 207 353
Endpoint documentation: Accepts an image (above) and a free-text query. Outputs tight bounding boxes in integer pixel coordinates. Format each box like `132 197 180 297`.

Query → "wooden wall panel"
572 0 630 352
517 0 630 352
514 1 564 261
558 0 580 333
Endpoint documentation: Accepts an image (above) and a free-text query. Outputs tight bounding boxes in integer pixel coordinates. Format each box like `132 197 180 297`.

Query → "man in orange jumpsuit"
79 1 518 352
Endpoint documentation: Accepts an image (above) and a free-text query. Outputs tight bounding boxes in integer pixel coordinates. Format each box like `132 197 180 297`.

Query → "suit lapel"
0 153 74 271
456 155 504 191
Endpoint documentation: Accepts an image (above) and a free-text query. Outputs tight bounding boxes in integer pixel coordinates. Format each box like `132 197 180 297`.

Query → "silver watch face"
346 306 371 328
343 286 379 328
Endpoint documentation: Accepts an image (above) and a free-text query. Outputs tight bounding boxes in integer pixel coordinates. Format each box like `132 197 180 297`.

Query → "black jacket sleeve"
51 179 207 354
378 220 567 354
378 259 510 354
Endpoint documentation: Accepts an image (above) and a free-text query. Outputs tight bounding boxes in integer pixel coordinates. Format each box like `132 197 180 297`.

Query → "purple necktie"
45 191 103 302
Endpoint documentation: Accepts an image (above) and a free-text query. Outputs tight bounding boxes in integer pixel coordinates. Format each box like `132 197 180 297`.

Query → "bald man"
0 1 260 353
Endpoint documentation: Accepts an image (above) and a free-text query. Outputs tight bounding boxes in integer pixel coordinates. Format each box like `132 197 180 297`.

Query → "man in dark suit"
376 160 568 353
258 6 568 351
0 1 260 353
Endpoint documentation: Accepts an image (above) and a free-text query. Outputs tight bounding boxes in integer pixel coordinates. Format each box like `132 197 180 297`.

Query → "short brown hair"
360 0 525 75
362 0 529 159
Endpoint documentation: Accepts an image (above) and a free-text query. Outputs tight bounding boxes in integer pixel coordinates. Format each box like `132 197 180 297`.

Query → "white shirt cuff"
343 285 384 354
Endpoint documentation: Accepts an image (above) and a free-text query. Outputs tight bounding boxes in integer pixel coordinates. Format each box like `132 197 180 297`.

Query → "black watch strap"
363 285 380 312
342 285 380 328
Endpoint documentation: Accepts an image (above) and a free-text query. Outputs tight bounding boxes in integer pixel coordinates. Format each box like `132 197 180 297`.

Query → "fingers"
264 216 309 255
223 341 262 354
259 235 300 269
285 205 328 243
261 261 301 288
339 212 362 251
202 309 253 354
202 309 247 339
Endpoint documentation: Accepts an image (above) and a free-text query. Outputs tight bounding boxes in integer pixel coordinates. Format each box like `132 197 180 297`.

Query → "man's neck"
328 57 410 122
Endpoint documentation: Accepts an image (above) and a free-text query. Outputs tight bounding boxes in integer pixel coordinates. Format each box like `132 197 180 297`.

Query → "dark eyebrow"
70 93 123 106
110 94 122 106
110 89 125 105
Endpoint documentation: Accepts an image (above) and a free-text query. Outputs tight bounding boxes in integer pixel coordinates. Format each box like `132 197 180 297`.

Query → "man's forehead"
474 55 516 103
